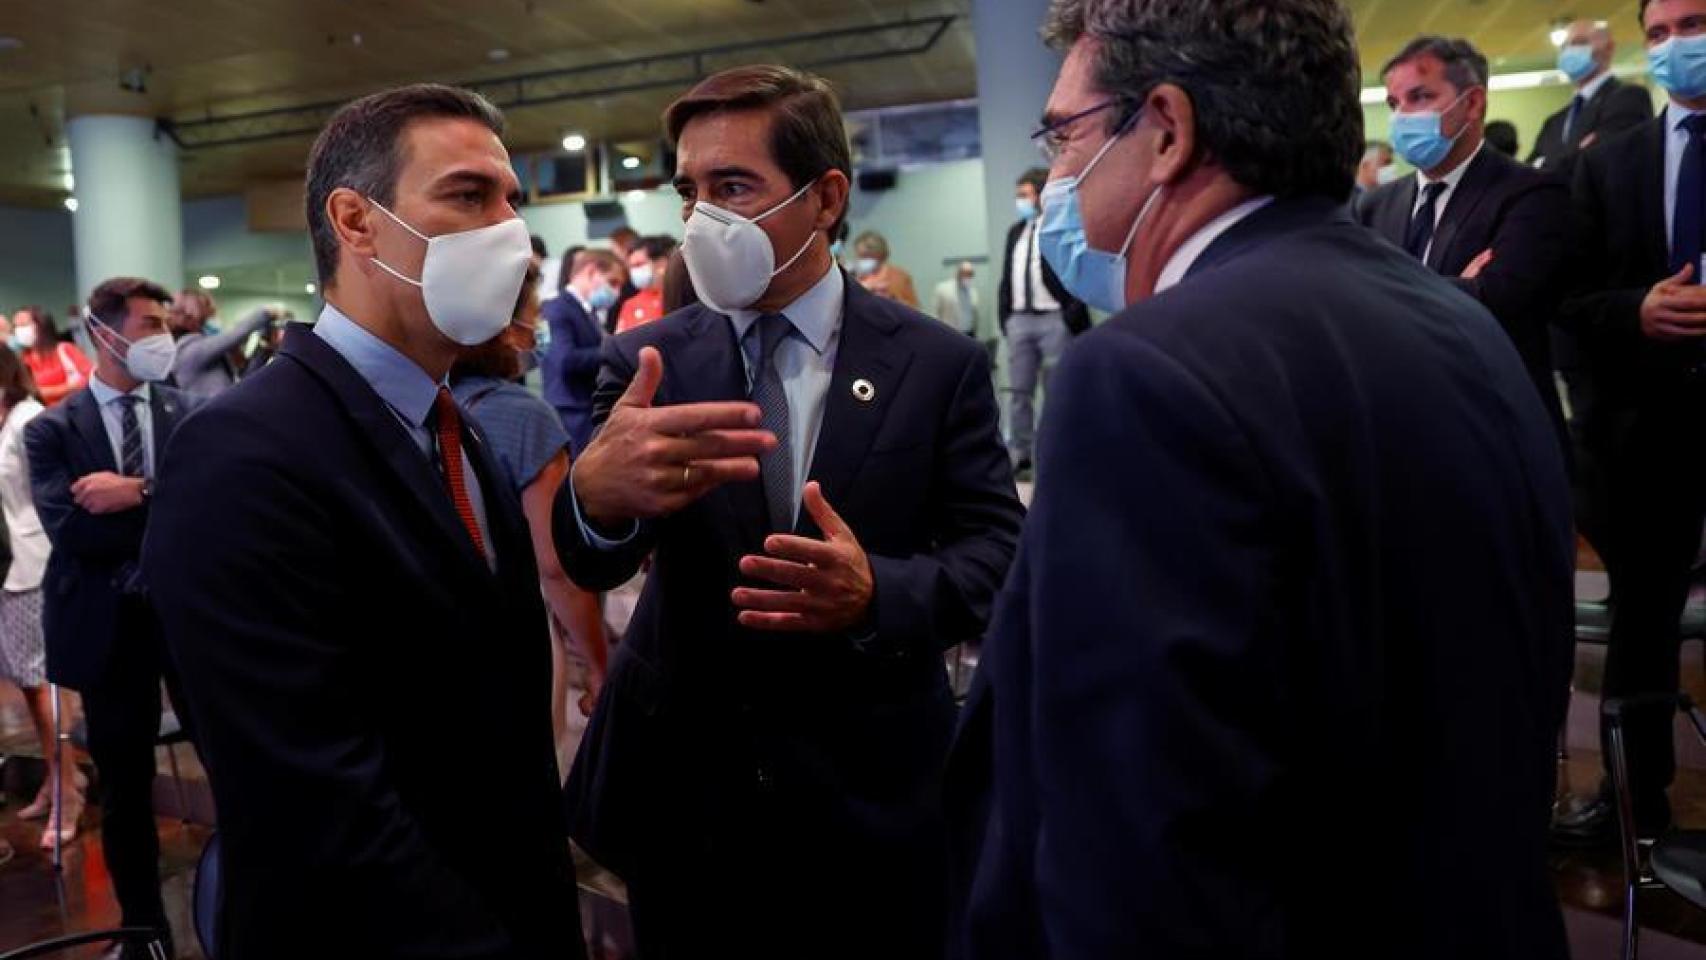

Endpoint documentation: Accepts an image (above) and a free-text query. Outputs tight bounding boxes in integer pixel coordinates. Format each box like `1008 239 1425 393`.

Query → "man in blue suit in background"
946 1 1575 958
541 248 622 453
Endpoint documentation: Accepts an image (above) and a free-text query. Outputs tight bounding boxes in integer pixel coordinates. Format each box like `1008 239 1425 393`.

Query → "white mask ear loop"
366 199 429 288
1117 185 1165 258
751 180 816 225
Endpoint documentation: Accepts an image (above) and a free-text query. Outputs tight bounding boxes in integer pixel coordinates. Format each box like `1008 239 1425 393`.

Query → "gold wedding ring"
682 464 694 489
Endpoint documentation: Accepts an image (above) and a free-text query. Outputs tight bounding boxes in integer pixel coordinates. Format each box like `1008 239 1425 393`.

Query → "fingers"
737 611 814 632
1663 262 1696 289
800 482 851 540
616 346 665 410
647 401 765 436
1651 322 1706 340
762 534 840 567
679 457 763 493
739 555 822 590
730 587 823 614
656 429 777 463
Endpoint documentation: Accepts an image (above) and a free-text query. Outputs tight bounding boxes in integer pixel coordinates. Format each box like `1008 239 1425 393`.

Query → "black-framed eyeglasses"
1030 100 1121 163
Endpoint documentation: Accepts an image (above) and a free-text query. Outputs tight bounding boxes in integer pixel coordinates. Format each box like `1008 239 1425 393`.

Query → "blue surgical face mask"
854 257 880 278
830 239 846 260
1558 44 1597 83
1650 35 1706 100
1389 89 1473 172
588 284 617 311
1036 116 1163 315
1016 197 1038 221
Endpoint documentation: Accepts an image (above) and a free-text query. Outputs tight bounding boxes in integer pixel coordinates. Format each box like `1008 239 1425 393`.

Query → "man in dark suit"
1552 0 1706 844
140 85 582 959
998 167 1091 475
26 277 202 958
1356 35 1574 445
542 248 622 454
948 2 1574 958
559 64 1023 959
1530 20 1654 180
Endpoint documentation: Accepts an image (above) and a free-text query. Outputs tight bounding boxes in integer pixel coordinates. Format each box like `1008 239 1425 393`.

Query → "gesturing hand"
733 482 875 634
1640 263 1706 341
1462 247 1495 280
571 346 778 527
72 471 145 515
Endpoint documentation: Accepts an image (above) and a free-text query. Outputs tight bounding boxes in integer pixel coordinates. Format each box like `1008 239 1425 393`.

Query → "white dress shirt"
725 264 844 527
1155 196 1276 294
87 374 155 480
1410 141 1484 262
1664 103 1706 255
1009 218 1063 313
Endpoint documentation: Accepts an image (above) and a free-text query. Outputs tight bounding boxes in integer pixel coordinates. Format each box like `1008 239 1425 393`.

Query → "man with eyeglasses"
946 1 1574 957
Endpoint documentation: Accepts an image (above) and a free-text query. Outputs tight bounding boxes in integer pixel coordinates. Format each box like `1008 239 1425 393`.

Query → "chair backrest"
0 929 166 960
193 830 223 959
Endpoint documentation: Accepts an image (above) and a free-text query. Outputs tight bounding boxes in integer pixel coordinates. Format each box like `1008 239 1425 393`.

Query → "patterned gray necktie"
749 313 794 532
117 395 145 478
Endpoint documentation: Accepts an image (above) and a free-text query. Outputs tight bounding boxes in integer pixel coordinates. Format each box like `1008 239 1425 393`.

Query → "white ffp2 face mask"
367 200 533 346
93 319 177 383
680 181 817 313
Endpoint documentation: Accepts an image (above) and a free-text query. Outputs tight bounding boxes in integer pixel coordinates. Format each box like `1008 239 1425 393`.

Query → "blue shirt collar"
724 263 844 356
87 372 149 407
313 302 443 429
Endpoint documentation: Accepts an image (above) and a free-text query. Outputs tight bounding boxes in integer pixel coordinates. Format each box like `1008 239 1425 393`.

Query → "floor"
6 547 1706 958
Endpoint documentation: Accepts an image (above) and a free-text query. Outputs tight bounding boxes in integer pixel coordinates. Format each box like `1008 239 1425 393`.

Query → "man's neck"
754 241 832 314
1425 131 1484 182
93 362 138 394
1129 174 1257 302
325 287 457 383
1576 66 1609 92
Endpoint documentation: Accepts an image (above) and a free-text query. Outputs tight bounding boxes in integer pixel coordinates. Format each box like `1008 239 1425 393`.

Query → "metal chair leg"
49 682 63 873
1608 714 1641 960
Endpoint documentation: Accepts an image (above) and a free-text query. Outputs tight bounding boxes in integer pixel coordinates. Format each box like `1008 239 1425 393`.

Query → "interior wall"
0 206 78 321
845 158 993 336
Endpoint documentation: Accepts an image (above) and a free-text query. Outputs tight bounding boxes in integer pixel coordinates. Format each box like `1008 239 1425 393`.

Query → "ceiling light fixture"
1549 26 1569 48
624 189 648 203
305 282 318 295
62 197 77 212
488 48 511 62
198 275 221 290
621 156 641 170
562 133 587 152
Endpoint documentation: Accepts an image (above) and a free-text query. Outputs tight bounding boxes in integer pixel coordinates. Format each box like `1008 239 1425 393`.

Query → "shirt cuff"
568 472 640 551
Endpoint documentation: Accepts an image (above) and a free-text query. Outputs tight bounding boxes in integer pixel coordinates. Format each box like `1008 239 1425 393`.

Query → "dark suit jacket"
1529 75 1654 180
540 293 604 452
947 198 1575 960
1561 115 1706 393
1355 146 1573 439
140 327 581 960
997 219 1092 335
558 277 1023 954
26 382 197 691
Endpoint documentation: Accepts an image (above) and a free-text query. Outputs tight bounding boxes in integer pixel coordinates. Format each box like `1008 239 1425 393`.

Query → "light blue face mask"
588 284 617 311
1389 89 1473 172
1650 35 1706 100
1557 44 1597 83
1036 116 1163 315
1016 197 1038 221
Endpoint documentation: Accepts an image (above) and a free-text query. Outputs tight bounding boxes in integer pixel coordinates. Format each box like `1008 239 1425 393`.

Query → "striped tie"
748 313 794 533
117 395 145 478
432 386 487 558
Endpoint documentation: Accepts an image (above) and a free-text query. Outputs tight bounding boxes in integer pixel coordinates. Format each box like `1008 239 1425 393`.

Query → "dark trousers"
1563 367 1619 566
1598 375 1706 829
83 597 190 938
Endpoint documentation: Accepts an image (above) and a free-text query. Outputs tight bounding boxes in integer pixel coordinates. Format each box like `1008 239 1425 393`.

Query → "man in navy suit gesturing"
559 64 1023 959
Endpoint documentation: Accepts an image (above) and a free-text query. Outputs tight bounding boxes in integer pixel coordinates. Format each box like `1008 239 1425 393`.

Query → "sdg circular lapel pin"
852 379 876 403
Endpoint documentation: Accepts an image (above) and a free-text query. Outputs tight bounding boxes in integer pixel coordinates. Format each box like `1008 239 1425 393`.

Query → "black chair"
0 928 167 960
1603 692 1706 960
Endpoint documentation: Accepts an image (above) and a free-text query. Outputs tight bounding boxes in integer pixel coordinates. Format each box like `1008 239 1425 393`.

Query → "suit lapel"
461 420 522 587
1378 179 1416 250
150 387 180 466
277 326 494 580
1641 117 1670 272
1427 149 1498 273
68 389 117 473
799 283 911 539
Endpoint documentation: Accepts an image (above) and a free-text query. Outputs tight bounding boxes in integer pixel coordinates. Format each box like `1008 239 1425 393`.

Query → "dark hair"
1044 0 1364 202
1017 167 1050 193
608 226 640 247
664 65 853 233
1484 120 1519 157
0 345 39 408
1381 36 1489 93
306 83 506 286
1640 0 1655 25
530 234 547 258
14 306 60 352
638 235 678 261
453 262 540 383
570 248 622 279
555 244 587 293
88 277 172 328
661 247 699 314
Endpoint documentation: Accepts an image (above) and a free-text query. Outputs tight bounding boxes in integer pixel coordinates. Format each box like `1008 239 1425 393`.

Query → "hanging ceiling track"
158 15 956 150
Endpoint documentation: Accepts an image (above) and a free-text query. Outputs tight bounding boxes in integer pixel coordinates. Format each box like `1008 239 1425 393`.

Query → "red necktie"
433 386 487 558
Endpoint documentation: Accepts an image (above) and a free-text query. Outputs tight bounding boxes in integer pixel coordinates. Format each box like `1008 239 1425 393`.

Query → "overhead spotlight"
624 189 648 203
562 133 587 152
62 197 77 212
198 275 221 290
305 282 318 295
1549 26 1569 48
487 48 511 63
119 65 151 94
621 156 641 170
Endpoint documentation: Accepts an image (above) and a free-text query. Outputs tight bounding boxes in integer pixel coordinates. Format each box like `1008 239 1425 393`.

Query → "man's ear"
813 170 851 234
1145 84 1199 187
327 187 379 262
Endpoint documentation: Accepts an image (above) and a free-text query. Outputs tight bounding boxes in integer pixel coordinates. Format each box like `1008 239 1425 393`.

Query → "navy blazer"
26 382 197 691
140 326 581 960
557 276 1023 953
1528 75 1654 180
947 198 1575 960
540 294 604 452
1355 146 1575 442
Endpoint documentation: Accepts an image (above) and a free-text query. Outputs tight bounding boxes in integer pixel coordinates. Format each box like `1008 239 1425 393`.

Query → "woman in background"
12 307 91 407
452 265 609 771
0 346 85 848
851 230 919 307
